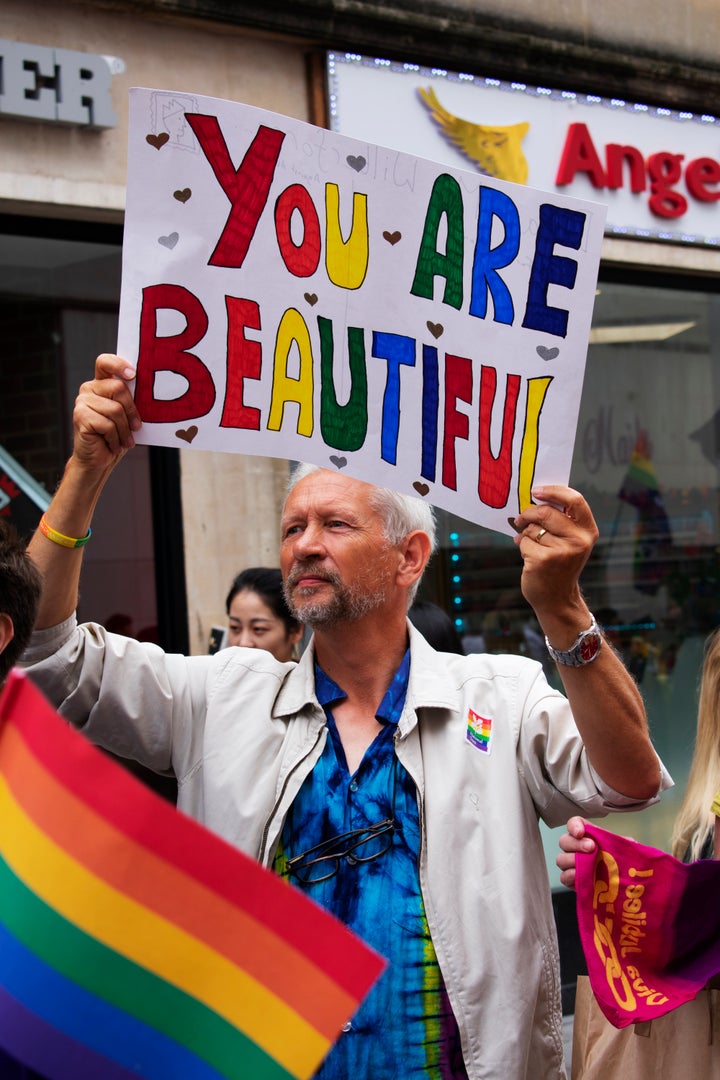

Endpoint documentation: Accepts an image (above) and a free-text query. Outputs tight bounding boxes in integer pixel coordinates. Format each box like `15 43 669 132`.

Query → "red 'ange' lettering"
555 121 720 221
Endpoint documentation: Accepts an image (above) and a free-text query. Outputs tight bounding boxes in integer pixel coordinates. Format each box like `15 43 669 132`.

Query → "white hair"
285 463 437 605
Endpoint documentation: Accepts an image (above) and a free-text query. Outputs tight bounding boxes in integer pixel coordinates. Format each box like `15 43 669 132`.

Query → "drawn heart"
427 322 444 339
537 346 559 361
175 426 198 444
158 232 179 249
413 481 430 497
173 188 192 203
383 230 401 245
146 132 169 150
346 155 366 172
304 293 318 306
329 455 347 469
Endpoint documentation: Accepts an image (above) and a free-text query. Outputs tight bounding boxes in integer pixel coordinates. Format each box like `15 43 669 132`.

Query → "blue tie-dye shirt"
273 653 467 1079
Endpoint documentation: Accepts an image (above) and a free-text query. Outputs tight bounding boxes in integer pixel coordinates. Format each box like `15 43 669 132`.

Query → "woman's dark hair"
408 600 465 654
0 519 43 683
225 567 300 635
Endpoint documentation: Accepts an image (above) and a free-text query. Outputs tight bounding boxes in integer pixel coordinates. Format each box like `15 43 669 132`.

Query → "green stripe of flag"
0 853 294 1080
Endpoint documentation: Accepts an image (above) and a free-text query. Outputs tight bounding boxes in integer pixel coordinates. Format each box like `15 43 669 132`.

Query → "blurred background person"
408 599 465 654
671 626 720 862
226 566 303 662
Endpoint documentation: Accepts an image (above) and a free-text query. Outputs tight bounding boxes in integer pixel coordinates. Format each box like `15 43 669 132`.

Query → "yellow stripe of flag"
0 775 329 1077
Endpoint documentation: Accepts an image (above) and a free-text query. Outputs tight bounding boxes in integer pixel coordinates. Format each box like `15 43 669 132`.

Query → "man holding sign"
20 352 670 1079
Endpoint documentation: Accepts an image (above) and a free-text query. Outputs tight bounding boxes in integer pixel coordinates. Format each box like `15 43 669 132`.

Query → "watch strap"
545 614 603 667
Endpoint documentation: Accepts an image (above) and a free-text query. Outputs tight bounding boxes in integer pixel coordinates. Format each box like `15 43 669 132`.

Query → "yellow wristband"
39 514 92 549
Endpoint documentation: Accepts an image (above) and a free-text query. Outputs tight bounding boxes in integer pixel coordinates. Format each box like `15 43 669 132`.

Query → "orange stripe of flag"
0 719 354 1040
5 677 383 1002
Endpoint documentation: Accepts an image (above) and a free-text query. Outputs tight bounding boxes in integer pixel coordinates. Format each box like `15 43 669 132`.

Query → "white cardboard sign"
118 87 606 533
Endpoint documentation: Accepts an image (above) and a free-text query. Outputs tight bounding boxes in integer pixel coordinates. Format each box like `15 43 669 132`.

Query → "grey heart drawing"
329 455 348 469
173 188 192 203
304 293 318 306
346 155 366 172
537 346 559 361
158 232 179 249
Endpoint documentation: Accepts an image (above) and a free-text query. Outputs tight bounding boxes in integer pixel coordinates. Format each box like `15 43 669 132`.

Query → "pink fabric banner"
575 822 720 1028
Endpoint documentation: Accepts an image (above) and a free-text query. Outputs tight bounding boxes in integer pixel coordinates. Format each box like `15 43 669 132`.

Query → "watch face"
579 632 602 663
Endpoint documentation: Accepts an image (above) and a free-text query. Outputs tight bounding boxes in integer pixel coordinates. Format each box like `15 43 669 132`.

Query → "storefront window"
0 219 160 642
425 272 720 865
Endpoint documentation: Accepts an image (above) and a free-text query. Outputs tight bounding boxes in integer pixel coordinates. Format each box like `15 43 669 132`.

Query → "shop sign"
328 53 720 247
0 38 122 128
118 88 605 534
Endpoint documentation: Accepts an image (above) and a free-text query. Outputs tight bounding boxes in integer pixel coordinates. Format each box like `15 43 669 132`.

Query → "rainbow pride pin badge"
466 707 493 754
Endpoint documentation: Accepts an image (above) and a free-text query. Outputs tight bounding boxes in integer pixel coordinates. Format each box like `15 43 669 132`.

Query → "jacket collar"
271 637 320 719
272 623 461 728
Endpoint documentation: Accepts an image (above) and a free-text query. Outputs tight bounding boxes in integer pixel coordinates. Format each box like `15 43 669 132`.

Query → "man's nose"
292 522 325 556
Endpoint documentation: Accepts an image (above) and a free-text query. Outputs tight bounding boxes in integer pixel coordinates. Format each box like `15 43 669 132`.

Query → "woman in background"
671 626 720 862
226 566 303 662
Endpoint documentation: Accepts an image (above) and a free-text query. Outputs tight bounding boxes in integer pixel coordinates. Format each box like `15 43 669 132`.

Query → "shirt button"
349 780 359 793
342 1021 353 1033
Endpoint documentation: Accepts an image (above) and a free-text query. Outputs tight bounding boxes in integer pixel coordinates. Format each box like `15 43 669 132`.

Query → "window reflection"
430 277 720 849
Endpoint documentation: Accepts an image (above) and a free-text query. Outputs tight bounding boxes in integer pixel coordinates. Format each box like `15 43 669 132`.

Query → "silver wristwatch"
545 614 603 667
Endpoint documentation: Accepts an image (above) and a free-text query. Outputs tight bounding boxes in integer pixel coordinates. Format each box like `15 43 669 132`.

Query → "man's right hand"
73 353 142 473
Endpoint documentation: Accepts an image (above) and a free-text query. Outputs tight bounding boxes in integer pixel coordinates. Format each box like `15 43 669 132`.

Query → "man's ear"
0 613 15 656
396 531 432 590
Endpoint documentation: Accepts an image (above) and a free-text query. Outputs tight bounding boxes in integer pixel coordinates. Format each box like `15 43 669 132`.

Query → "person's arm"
511 484 661 801
28 354 140 628
556 816 596 889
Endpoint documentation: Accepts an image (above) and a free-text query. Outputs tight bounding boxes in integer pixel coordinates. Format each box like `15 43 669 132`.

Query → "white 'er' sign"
118 87 606 532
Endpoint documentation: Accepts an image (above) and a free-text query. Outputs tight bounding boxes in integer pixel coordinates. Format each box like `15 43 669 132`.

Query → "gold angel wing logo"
418 86 530 185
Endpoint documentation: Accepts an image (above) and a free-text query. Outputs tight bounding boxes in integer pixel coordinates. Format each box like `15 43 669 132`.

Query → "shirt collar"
315 649 411 726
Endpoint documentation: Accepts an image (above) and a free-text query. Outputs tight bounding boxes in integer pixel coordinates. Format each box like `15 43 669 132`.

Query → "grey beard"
284 564 388 627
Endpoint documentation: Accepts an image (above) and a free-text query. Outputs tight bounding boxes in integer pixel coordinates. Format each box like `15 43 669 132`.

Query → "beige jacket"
23 617 669 1079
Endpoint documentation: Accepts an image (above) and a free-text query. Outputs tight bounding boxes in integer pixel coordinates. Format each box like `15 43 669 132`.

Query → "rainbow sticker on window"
466 708 493 754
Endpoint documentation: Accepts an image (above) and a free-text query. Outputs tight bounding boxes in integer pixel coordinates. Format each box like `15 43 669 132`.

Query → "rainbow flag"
466 707 492 754
617 430 673 596
0 670 385 1079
